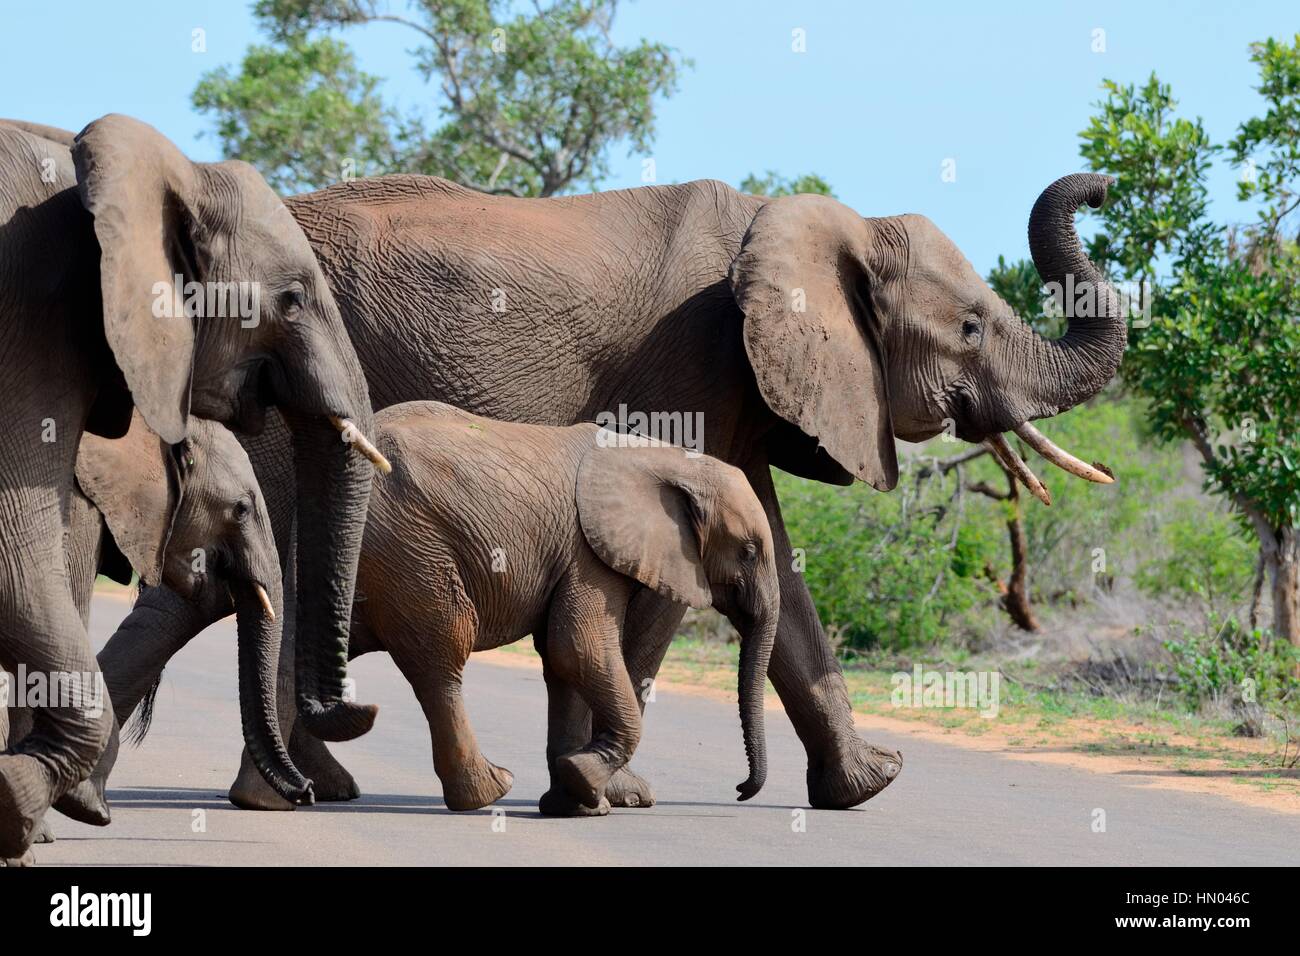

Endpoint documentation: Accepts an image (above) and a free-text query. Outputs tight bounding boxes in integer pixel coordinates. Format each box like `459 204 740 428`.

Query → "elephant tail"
121 674 163 746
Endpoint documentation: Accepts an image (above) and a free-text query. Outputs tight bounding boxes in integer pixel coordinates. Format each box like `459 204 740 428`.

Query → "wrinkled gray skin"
91 170 1127 813
0 116 378 858
347 403 778 814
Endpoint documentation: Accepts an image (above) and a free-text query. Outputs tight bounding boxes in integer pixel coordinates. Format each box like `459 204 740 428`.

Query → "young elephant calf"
350 401 780 815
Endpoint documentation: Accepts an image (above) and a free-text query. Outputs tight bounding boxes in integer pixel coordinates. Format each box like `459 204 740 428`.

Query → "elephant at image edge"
3 412 302 842
96 168 1128 813
0 115 386 857
346 402 778 814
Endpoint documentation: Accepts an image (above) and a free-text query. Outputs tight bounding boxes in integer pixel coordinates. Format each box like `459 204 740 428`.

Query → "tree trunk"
1000 473 1039 632
1272 528 1299 648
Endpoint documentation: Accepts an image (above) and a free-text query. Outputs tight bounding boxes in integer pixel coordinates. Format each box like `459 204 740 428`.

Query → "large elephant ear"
576 435 713 609
73 114 201 444
729 193 898 491
75 412 177 587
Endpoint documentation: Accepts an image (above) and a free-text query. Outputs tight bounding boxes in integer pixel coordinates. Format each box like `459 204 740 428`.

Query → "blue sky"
1 1 1293 273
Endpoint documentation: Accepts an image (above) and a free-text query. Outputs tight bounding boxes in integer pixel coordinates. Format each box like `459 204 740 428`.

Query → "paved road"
33 594 1300 865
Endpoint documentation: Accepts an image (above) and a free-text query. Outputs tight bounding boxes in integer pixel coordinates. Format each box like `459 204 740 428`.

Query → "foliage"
194 0 688 195
1079 39 1300 642
739 171 835 198
192 36 395 194
1135 500 1257 620
777 398 1202 652
774 464 994 651
1160 615 1299 713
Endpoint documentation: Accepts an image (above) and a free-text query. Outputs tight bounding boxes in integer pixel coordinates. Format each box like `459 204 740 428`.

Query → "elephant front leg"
0 578 116 857
544 568 642 810
536 640 608 817
747 466 903 808
601 588 686 808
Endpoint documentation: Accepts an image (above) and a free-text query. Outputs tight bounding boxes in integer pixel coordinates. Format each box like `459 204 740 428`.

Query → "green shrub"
1135 500 1257 618
1159 615 1299 713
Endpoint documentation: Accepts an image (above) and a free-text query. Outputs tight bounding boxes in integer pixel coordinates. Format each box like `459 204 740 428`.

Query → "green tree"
1079 42 1300 647
739 171 835 198
194 0 687 195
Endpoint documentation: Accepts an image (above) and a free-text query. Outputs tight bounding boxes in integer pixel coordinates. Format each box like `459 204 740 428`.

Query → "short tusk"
253 583 276 622
1013 421 1115 484
985 434 1052 506
329 416 392 475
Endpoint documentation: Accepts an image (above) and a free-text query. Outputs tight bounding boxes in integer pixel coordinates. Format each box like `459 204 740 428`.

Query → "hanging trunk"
282 410 379 742
733 601 777 801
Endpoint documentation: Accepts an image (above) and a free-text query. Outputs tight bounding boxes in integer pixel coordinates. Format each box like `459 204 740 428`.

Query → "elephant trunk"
1022 173 1128 417
283 408 380 742
990 174 1129 501
231 576 314 806
733 596 777 801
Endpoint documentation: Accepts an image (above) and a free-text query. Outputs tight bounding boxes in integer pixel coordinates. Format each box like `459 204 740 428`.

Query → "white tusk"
985 434 1052 506
253 583 276 622
329 416 392 475
1013 421 1115 484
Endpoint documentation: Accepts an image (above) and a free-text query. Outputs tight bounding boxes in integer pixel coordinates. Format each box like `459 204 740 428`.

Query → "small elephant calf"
349 401 780 815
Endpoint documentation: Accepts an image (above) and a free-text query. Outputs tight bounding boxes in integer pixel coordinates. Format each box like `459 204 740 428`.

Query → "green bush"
1159 615 1299 713
774 461 998 652
1136 500 1257 619
773 396 1200 652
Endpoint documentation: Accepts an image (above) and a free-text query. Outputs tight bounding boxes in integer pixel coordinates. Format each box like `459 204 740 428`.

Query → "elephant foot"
0 754 52 857
288 726 360 802
807 739 903 809
1 849 36 867
53 776 112 826
555 751 618 810
442 760 513 812
604 766 656 808
228 749 296 812
538 786 611 817
32 817 55 844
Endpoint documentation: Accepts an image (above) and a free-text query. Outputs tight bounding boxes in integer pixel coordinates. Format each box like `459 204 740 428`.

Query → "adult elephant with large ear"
90 170 1126 813
0 115 383 857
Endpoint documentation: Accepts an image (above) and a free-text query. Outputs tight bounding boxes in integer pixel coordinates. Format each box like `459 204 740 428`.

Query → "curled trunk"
1021 173 1129 418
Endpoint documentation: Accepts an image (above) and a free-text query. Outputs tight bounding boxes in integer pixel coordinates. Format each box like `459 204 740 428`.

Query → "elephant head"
72 114 387 742
576 436 779 800
76 412 313 805
730 174 1125 503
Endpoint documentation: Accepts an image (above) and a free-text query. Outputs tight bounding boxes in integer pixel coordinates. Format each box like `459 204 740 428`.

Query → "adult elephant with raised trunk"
101 170 1127 813
0 116 385 858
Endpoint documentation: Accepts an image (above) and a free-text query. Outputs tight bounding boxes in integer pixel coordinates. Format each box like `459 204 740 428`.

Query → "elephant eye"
232 498 252 521
279 288 305 318
961 317 983 344
740 540 758 563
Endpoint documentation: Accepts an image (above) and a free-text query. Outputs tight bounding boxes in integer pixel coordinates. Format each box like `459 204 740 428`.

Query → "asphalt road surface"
32 594 1300 866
